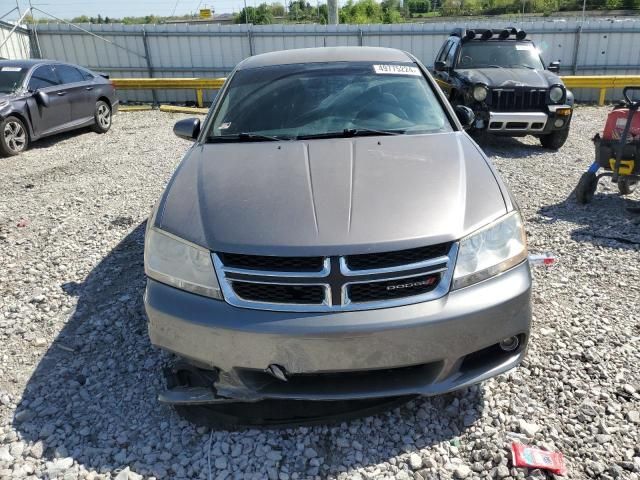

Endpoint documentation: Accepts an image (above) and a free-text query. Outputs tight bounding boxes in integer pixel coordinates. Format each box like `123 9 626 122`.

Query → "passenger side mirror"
434 60 448 72
548 61 560 74
454 105 475 129
34 90 50 107
173 118 201 141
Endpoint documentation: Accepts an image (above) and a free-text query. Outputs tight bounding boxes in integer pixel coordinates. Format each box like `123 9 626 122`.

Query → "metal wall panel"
31 18 640 104
0 22 31 60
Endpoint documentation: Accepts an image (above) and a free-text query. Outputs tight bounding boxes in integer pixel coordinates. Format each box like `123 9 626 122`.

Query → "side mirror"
434 60 448 72
548 61 560 74
454 105 475 129
173 118 201 141
34 90 50 107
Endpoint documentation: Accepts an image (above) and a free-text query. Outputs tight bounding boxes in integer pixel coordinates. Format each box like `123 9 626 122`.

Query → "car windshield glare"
207 62 452 141
457 42 545 70
0 67 27 94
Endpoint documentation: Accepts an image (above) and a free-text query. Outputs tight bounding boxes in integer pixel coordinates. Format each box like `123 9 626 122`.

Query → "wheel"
0 116 28 156
618 177 637 195
575 171 598 204
540 127 570 150
92 100 112 133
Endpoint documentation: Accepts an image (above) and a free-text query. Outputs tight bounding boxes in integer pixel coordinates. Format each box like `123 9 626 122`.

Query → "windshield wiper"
207 132 294 143
297 128 405 140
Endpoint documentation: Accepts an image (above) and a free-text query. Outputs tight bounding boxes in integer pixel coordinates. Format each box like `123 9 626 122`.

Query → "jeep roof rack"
450 27 527 42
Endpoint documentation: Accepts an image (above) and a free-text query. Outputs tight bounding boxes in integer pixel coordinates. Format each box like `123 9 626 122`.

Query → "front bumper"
474 105 572 135
145 261 532 402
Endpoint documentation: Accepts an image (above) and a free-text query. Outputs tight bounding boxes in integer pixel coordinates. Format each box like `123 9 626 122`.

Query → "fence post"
358 28 363 46
141 28 158 106
247 25 254 56
571 24 582 76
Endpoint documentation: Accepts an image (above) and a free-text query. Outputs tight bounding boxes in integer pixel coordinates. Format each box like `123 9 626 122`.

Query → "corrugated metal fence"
24 18 640 103
0 20 31 59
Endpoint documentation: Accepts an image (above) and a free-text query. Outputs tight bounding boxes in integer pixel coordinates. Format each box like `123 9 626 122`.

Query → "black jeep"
432 28 574 149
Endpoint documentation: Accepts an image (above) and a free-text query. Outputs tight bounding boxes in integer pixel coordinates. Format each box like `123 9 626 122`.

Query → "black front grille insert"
490 88 547 112
348 274 440 302
219 253 324 272
232 281 325 304
345 243 450 271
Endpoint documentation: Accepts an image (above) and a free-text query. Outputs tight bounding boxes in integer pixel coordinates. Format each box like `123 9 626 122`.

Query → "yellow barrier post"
196 89 204 108
599 88 607 106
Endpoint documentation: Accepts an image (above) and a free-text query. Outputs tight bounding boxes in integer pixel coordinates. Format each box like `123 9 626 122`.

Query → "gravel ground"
0 106 639 480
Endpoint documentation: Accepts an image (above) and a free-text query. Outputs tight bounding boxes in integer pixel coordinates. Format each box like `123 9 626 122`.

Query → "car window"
436 40 451 63
28 65 59 90
457 41 545 70
208 62 453 140
445 41 458 67
55 65 85 84
0 66 27 94
80 70 95 81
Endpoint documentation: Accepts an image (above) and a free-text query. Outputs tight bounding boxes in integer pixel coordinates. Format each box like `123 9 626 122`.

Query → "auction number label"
373 64 420 76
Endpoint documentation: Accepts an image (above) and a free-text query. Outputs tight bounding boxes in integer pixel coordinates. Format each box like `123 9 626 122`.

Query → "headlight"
453 212 527 289
549 85 564 103
144 227 222 299
473 84 488 102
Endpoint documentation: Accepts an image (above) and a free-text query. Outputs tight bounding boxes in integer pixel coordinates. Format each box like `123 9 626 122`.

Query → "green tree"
340 0 384 23
270 2 286 15
236 4 275 23
406 0 431 13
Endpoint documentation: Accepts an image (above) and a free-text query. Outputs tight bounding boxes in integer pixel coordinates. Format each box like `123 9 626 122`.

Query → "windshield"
0 66 27 94
207 62 452 141
457 42 544 70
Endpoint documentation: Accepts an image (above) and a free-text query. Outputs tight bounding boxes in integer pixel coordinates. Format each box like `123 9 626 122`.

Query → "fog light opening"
554 118 565 128
499 336 520 352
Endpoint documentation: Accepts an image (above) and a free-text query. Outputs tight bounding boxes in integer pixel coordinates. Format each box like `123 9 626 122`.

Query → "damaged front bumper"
473 105 572 135
145 261 532 404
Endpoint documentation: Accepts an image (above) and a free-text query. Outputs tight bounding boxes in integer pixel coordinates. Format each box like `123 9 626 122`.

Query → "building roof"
237 47 413 70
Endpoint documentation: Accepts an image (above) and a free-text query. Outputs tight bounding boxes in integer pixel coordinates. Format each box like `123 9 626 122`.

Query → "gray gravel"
1 106 639 479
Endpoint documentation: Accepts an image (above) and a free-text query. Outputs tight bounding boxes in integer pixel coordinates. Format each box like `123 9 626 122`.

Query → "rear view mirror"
174 118 201 141
454 105 475 129
434 61 447 72
548 61 560 74
34 90 50 107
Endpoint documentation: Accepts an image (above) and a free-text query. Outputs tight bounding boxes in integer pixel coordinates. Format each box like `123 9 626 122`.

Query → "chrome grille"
490 88 547 112
213 243 457 312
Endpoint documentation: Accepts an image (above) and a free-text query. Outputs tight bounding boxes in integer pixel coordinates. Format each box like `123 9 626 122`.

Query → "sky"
7 0 252 19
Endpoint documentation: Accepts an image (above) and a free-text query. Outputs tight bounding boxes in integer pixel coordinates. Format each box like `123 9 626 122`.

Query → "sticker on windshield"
515 44 533 50
218 122 231 130
1 67 22 72
373 64 420 76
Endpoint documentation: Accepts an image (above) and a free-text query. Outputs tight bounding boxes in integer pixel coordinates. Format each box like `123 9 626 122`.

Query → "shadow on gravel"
29 127 96 150
538 192 640 250
12 222 484 477
474 135 550 159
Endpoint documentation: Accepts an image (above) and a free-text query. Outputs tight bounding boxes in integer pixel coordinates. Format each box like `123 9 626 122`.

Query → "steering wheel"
460 55 472 67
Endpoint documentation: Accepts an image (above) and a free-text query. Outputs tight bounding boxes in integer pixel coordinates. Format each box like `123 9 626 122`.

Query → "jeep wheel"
618 177 637 196
575 171 598 204
540 128 569 150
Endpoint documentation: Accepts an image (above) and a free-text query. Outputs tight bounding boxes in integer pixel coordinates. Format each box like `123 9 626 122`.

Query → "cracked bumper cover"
145 261 532 402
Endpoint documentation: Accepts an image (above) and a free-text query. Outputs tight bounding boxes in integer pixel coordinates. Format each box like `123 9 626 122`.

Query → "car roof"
0 59 91 70
237 47 413 70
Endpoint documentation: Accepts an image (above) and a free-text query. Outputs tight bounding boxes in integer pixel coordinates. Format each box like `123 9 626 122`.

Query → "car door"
27 64 72 136
53 64 94 123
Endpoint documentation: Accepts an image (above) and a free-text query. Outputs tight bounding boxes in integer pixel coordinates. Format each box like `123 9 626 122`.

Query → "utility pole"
328 0 338 24
582 0 586 22
244 0 249 23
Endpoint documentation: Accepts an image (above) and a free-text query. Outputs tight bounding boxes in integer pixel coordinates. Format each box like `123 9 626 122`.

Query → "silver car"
144 47 532 416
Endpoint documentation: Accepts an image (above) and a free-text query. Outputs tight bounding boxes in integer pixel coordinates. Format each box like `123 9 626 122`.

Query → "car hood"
157 132 508 256
457 68 560 89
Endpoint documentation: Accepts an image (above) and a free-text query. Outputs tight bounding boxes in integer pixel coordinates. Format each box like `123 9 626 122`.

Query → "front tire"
540 127 569 150
618 177 637 195
575 171 598 204
0 116 29 156
92 100 112 133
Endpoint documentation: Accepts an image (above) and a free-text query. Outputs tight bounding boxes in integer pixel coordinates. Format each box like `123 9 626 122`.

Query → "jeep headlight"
144 227 222 299
549 85 564 103
473 84 489 102
453 212 527 289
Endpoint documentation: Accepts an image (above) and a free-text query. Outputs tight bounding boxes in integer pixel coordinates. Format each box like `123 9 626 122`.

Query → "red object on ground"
602 108 640 141
16 218 29 228
511 443 567 476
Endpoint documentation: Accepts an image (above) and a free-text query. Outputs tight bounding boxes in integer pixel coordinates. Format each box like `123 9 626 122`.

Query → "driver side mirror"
454 105 475 130
34 90 50 108
548 61 560 74
173 118 201 141
434 60 448 72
